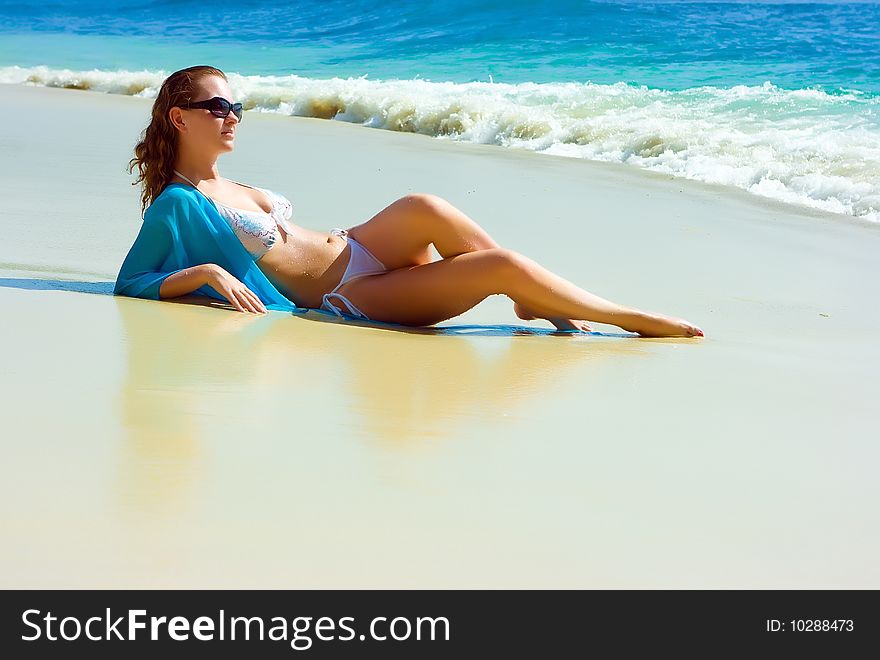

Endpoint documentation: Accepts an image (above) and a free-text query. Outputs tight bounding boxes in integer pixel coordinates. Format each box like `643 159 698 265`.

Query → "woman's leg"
346 193 501 268
347 193 590 329
333 248 704 337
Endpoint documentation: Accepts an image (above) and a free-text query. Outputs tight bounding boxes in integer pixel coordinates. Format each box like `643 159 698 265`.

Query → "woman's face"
172 75 240 155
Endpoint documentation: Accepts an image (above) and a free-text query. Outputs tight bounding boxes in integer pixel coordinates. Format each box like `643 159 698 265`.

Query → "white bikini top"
172 169 295 259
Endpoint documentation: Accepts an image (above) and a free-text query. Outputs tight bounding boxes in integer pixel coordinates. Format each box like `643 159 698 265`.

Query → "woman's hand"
205 264 268 315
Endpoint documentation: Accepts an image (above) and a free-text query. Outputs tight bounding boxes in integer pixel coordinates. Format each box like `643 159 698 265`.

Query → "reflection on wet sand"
0 275 657 530
115 294 650 511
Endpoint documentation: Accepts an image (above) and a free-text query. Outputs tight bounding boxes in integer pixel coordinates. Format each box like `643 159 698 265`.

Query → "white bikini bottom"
320 228 388 320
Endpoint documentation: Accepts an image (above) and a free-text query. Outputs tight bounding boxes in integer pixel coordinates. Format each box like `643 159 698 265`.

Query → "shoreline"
4 81 875 232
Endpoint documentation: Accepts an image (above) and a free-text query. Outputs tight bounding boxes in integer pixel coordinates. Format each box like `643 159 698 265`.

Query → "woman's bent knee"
486 248 530 272
399 193 455 223
388 193 446 236
402 192 445 207
472 248 530 292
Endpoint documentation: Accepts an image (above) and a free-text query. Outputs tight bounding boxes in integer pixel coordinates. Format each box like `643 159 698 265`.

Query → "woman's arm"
114 193 269 313
159 264 266 313
114 212 187 300
158 263 216 299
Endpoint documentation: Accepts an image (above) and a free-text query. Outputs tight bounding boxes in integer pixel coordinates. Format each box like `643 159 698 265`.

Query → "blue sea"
2 0 878 222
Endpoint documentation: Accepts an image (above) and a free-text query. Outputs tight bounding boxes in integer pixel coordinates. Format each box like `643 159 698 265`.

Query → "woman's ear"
168 107 186 131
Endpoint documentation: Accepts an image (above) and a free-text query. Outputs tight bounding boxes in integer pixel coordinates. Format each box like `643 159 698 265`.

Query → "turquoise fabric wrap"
113 182 306 313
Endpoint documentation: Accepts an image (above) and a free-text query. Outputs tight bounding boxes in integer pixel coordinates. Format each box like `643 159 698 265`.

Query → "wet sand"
1 82 878 587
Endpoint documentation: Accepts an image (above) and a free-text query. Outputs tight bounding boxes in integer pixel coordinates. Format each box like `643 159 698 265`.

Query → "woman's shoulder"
155 182 209 207
160 181 198 199
146 183 205 221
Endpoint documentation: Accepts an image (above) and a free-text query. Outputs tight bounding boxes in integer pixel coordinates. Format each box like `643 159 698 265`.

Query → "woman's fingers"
217 276 267 314
236 288 261 314
224 286 252 313
237 287 268 314
242 288 268 313
230 289 249 313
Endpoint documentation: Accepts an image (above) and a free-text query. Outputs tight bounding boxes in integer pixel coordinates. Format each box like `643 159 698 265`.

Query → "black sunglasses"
178 96 243 122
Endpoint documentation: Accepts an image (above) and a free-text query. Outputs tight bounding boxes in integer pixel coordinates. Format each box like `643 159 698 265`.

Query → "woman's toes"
679 321 704 337
549 318 592 332
631 313 703 338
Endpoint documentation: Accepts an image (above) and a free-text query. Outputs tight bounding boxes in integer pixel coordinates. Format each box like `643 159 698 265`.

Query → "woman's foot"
514 302 592 332
513 303 704 337
625 311 704 338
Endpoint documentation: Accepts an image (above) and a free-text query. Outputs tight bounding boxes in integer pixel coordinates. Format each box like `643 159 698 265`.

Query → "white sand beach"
1 82 878 588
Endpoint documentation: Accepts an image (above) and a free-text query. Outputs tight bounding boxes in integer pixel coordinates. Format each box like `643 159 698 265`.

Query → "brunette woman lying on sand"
122 65 704 338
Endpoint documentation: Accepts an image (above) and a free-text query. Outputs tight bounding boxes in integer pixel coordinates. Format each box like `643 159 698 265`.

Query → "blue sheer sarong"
113 182 304 313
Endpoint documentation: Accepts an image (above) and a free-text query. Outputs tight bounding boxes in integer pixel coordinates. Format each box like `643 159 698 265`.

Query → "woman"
125 65 704 338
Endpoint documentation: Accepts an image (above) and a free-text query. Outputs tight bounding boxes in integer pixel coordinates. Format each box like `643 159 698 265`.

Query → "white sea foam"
4 65 878 223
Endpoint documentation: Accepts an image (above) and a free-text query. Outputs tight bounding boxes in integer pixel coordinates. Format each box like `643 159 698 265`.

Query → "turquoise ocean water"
2 0 878 222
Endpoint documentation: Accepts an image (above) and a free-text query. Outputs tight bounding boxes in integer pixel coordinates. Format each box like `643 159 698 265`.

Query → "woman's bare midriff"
255 224 352 309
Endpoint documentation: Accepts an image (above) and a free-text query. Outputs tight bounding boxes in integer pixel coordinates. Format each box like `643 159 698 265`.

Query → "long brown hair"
128 65 227 217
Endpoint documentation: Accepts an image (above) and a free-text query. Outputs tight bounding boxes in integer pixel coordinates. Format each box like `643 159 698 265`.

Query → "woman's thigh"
346 196 435 270
333 248 515 326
